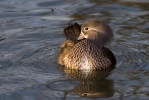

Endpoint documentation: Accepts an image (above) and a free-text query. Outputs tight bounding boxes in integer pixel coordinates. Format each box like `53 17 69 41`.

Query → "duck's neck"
92 40 102 49
91 34 103 48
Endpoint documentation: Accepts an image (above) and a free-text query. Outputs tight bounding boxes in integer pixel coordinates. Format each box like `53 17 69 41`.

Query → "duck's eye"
84 27 88 31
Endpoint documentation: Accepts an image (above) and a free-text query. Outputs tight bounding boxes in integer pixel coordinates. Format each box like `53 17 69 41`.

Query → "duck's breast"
63 39 112 70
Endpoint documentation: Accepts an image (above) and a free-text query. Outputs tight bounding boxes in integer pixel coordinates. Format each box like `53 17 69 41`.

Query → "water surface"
0 0 149 99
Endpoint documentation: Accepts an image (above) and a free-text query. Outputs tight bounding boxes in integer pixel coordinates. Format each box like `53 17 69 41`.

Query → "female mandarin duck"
57 19 116 70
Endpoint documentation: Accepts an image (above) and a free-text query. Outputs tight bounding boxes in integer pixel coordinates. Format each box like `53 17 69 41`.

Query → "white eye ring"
84 27 88 31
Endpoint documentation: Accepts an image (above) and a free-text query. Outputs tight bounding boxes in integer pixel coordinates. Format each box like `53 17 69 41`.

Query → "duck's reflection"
58 66 115 98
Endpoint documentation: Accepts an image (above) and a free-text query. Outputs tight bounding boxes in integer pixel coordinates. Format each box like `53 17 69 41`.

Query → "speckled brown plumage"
57 23 81 65
63 39 115 70
57 20 116 70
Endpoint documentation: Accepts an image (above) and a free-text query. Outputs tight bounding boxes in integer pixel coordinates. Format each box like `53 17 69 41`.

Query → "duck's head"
78 20 113 48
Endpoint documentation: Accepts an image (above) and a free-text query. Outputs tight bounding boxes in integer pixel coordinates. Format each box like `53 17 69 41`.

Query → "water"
0 0 149 99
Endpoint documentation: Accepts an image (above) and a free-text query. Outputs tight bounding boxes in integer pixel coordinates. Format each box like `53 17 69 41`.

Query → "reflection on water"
0 0 149 99
47 66 115 98
75 79 114 98
65 68 115 98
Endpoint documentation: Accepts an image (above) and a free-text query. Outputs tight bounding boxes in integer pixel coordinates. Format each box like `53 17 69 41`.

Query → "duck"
57 19 116 70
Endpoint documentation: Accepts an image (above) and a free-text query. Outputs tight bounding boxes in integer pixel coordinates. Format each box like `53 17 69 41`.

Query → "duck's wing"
57 23 81 65
102 47 116 67
63 23 81 42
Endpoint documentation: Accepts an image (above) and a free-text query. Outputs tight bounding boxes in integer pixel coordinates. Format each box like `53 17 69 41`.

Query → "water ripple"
0 0 149 99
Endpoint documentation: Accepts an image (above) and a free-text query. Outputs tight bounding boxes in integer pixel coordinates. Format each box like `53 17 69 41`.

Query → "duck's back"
63 39 116 70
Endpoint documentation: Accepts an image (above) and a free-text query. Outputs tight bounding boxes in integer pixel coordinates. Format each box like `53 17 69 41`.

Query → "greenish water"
0 0 149 99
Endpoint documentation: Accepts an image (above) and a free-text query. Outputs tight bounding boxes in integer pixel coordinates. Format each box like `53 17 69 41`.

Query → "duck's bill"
77 32 86 40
